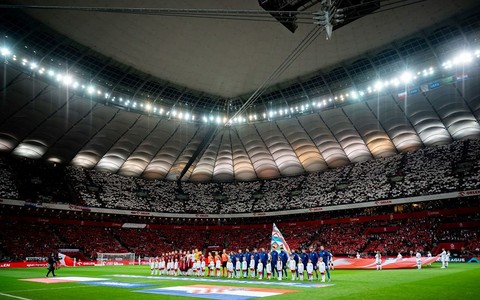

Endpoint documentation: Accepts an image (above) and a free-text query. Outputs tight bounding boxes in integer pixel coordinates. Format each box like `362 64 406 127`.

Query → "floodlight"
87 86 95 94
62 75 73 85
400 71 413 84
454 52 473 65
0 47 11 56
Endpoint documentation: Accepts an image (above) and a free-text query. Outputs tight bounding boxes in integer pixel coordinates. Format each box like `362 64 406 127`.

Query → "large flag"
57 253 74 267
271 223 291 254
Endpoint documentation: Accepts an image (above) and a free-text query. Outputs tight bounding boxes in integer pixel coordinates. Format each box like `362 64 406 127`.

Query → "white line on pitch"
0 292 32 300
2 285 92 293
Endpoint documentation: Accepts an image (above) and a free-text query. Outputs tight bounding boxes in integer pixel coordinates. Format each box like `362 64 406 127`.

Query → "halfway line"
0 292 32 300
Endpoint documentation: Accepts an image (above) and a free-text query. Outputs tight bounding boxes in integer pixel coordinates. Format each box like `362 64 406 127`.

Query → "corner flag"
271 223 291 254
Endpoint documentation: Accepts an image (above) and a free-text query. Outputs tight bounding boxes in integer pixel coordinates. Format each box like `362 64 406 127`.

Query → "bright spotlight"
350 91 358 99
454 51 473 65
400 71 413 84
145 103 152 111
30 62 38 70
374 81 383 91
0 47 11 56
62 75 73 85
87 85 95 94
387 78 397 87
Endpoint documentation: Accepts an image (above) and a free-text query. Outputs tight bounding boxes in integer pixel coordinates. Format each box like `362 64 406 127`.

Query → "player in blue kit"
308 247 319 280
279 250 289 279
301 248 309 267
270 249 279 278
259 248 268 276
318 245 332 282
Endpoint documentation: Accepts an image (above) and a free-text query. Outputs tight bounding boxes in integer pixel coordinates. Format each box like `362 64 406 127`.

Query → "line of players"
148 246 333 282
370 249 450 271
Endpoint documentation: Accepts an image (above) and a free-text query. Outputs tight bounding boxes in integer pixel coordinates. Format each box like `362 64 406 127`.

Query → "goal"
96 252 135 266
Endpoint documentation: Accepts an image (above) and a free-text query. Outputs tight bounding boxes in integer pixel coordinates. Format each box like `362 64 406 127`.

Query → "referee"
45 253 58 277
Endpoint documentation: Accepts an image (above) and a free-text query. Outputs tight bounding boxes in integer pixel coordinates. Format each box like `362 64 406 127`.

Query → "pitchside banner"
333 257 438 269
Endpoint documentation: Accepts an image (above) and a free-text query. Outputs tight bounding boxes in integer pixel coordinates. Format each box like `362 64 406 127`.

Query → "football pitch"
0 264 479 299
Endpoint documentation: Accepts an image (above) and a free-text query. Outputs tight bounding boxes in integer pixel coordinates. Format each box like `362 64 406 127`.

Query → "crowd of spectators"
111 228 174 257
1 139 480 214
0 223 61 261
1 211 478 260
54 225 126 259
0 157 18 199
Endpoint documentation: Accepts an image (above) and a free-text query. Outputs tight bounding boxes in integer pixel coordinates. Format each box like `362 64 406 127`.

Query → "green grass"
0 263 479 299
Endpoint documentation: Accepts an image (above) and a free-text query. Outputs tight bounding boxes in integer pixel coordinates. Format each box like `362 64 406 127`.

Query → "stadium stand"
1 139 480 214
1 137 480 262
1 210 478 260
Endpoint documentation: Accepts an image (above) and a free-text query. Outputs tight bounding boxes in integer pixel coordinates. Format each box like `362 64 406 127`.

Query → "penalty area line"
0 292 32 300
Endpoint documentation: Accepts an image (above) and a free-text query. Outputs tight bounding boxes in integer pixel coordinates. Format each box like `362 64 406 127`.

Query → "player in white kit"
317 259 326 282
415 251 422 269
288 255 297 281
200 258 206 277
226 258 234 278
215 258 221 277
257 260 264 279
174 259 179 276
249 257 256 278
440 249 447 268
276 259 283 280
375 251 382 271
150 258 155 275
242 257 248 278
306 259 314 281
297 260 304 281
266 259 272 280
235 258 241 279
208 259 215 277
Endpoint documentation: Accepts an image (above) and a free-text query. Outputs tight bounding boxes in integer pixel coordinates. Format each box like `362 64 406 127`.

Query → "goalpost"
96 252 136 266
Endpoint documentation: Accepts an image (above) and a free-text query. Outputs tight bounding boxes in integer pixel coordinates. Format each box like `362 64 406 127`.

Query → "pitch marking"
0 292 32 300
109 275 334 288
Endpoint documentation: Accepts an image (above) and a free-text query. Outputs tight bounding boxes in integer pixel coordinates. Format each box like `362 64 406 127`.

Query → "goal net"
96 252 135 266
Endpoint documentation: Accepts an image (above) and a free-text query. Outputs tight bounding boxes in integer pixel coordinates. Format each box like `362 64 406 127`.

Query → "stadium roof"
9 0 480 98
0 0 480 182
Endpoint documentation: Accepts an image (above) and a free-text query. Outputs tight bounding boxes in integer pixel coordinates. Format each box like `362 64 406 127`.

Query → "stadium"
0 0 479 299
